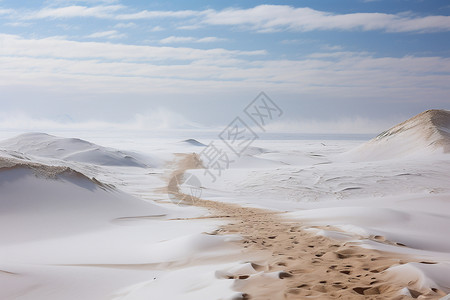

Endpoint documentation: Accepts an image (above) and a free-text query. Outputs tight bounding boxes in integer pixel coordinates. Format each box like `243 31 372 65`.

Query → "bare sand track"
166 154 446 300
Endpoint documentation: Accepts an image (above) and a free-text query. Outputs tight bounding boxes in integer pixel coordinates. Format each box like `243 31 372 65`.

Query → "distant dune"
181 138 207 147
345 109 450 161
0 132 150 167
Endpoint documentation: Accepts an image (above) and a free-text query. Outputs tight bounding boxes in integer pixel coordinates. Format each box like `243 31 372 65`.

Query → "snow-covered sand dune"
181 138 207 147
343 109 450 161
0 132 154 167
0 157 167 244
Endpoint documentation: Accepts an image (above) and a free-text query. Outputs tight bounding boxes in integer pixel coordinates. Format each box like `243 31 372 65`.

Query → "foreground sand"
167 154 446 300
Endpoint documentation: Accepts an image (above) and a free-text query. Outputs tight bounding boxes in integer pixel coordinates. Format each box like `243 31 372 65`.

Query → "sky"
0 0 449 133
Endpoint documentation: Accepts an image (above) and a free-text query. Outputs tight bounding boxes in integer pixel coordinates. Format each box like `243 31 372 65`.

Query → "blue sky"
0 0 449 133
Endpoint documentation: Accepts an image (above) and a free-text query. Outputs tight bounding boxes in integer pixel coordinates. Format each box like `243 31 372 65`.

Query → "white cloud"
9 4 450 33
159 36 195 44
44 0 119 4
0 34 448 104
149 25 164 32
0 8 14 15
306 51 370 59
177 24 202 30
4 22 32 27
115 9 206 20
22 5 123 19
0 34 263 62
197 36 226 43
85 30 125 39
114 22 136 28
201 5 450 33
159 36 226 44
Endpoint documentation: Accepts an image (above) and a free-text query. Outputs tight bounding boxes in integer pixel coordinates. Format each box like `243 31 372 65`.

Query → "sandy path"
164 154 445 300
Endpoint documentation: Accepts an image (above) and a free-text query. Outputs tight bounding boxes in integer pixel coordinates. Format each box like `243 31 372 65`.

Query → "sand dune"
344 109 450 161
181 138 207 147
0 156 166 244
0 132 151 167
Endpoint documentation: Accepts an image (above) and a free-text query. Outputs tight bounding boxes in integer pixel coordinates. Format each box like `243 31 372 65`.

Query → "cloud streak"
85 30 125 39
0 33 448 102
115 9 205 20
159 36 226 44
0 34 264 62
6 4 450 33
22 5 124 19
201 5 450 33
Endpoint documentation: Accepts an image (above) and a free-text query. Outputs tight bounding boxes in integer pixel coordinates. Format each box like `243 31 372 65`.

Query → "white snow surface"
1 110 450 299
